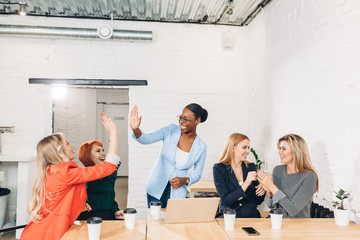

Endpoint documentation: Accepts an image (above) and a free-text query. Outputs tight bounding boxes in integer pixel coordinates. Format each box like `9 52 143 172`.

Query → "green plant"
332 189 350 210
250 148 264 170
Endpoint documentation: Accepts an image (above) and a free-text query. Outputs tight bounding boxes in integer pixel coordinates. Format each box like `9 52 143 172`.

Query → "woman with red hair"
21 113 119 240
77 140 123 220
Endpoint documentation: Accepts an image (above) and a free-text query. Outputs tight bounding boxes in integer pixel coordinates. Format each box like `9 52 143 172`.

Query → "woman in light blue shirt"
130 103 208 208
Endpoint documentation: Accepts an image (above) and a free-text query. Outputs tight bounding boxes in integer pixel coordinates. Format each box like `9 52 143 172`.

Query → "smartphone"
242 227 260 236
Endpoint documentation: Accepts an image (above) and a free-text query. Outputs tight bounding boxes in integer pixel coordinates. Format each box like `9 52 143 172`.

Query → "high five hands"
130 105 142 130
130 105 143 138
101 113 117 134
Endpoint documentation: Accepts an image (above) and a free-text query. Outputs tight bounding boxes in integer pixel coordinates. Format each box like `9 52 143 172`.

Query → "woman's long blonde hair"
28 134 66 222
218 133 250 167
278 134 319 192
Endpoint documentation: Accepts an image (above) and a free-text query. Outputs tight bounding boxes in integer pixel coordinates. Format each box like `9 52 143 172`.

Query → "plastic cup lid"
0 188 11 196
87 217 102 224
223 209 236 215
270 208 283 215
124 208 137 214
150 201 161 206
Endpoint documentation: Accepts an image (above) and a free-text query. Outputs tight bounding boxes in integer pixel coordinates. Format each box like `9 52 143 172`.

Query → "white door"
96 104 129 176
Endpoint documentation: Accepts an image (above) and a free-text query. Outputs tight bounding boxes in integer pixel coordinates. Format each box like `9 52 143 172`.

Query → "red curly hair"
78 140 103 167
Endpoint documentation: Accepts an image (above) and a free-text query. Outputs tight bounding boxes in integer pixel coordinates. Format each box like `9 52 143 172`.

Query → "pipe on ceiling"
0 24 152 41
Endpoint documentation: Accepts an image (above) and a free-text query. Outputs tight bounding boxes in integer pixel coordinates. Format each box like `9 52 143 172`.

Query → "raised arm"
59 114 120 185
130 105 142 138
58 156 120 185
101 113 117 155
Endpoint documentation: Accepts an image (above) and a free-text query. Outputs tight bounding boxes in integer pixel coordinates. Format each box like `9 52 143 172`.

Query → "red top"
20 160 117 240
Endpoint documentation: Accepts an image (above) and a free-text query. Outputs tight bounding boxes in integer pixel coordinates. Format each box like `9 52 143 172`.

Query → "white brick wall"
250 0 360 213
127 23 250 217
0 15 248 220
53 88 97 167
247 5 268 165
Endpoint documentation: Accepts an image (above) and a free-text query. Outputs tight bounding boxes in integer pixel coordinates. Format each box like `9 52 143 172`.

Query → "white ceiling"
0 0 272 26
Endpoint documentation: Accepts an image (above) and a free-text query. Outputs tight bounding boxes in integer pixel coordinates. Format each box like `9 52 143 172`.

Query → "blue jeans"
147 182 171 208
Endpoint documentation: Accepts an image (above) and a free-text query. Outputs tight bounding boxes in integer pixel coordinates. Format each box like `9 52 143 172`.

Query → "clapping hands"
243 171 266 196
244 171 257 185
255 184 266 196
256 170 275 197
243 170 274 197
256 170 273 188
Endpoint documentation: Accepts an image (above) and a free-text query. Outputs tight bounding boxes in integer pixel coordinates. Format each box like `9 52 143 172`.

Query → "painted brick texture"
252 0 360 213
0 16 249 219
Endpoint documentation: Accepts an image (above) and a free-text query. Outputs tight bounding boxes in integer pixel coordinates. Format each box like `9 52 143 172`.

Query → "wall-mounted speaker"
222 32 234 48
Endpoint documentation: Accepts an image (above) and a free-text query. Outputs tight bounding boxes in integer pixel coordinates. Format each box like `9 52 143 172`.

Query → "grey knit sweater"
265 165 317 218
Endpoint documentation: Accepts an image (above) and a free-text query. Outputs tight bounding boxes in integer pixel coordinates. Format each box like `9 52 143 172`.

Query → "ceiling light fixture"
97 25 113 39
18 1 27 16
97 12 114 39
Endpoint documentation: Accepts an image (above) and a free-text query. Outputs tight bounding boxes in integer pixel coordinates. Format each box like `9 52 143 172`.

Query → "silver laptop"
164 197 220 224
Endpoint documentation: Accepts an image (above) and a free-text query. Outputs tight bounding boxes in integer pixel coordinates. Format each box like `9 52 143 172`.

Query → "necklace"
232 164 243 182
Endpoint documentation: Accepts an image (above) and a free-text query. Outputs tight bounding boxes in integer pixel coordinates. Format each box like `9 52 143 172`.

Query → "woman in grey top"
257 134 319 218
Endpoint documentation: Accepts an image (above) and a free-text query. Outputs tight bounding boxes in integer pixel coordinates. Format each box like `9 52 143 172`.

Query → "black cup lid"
150 201 161 206
223 209 236 215
270 208 283 215
87 217 102 224
0 188 11 196
124 208 137 214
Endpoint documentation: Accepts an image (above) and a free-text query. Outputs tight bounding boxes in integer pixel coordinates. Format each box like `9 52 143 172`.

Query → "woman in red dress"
20 113 120 240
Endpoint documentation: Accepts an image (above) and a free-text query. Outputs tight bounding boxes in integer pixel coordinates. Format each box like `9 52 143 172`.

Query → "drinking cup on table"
223 209 236 230
270 208 284 229
124 208 137 229
87 217 102 240
150 201 161 220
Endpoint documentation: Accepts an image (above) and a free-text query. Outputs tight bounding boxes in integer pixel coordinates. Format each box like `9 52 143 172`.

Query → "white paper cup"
150 201 161 220
223 209 236 230
270 208 283 229
124 208 137 229
87 217 102 240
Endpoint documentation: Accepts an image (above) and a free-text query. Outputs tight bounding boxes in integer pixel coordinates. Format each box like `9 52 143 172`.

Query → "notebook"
163 197 220 224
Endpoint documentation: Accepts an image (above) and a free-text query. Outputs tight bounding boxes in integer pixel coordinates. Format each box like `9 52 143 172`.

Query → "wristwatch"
186 177 190 185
